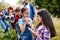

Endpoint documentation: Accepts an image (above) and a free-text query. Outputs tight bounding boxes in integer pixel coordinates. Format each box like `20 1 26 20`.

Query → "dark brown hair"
21 7 28 13
15 7 21 13
8 7 13 12
37 8 56 37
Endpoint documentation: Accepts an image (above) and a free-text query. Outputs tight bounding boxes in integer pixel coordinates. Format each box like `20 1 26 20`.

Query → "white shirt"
24 3 30 11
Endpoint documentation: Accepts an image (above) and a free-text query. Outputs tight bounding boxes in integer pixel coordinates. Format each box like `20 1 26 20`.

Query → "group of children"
0 6 56 40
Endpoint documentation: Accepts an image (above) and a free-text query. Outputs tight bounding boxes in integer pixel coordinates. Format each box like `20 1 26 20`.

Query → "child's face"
9 9 13 13
23 9 30 18
16 11 21 16
18 11 21 15
37 14 42 23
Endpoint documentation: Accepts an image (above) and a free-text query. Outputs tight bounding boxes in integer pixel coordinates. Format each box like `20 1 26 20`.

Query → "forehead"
25 9 29 12
24 10 29 13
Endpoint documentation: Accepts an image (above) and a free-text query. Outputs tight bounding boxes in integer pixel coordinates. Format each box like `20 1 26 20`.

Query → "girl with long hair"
29 9 56 40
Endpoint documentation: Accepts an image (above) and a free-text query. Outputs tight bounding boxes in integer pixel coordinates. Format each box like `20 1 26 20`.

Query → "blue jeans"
0 19 10 32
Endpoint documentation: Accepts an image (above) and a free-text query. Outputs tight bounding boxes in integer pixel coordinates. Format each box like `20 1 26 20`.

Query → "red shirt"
14 15 20 27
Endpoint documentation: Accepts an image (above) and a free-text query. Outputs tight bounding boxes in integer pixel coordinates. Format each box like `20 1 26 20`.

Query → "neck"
25 2 28 5
41 22 45 27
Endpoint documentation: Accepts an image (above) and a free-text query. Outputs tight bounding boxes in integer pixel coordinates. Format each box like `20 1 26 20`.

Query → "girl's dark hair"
15 7 22 18
37 8 56 37
21 7 28 13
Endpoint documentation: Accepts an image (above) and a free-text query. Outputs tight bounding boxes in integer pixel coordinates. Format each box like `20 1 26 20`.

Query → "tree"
35 0 60 17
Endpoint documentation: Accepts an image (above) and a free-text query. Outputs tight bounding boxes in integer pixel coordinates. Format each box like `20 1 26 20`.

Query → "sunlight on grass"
52 17 60 40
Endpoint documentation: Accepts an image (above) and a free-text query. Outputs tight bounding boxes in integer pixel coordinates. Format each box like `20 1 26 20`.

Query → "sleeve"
33 6 36 17
31 4 36 17
18 19 23 25
44 29 50 40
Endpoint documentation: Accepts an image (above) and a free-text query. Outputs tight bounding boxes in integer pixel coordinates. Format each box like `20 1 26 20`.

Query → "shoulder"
18 19 24 24
18 18 23 22
43 27 49 32
29 3 34 6
29 3 34 7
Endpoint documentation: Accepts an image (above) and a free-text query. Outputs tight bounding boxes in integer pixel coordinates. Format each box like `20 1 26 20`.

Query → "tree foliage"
0 1 9 11
35 0 60 17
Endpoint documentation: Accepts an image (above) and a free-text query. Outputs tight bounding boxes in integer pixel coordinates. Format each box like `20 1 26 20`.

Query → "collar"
24 3 29 6
37 25 44 30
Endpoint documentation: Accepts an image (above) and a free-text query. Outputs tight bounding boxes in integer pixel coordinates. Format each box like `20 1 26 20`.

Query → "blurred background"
0 0 60 40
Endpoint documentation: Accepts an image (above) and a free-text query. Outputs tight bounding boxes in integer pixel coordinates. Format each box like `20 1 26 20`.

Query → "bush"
0 26 18 40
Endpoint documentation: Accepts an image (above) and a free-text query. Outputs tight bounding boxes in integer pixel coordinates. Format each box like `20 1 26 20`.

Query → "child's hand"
24 17 29 24
28 22 34 29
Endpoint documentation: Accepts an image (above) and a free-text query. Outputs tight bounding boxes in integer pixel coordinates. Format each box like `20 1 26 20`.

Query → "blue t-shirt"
18 18 33 40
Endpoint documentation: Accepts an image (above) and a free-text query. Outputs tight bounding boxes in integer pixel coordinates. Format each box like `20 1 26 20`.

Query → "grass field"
51 17 60 40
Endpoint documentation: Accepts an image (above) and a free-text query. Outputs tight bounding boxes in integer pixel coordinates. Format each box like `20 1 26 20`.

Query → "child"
0 9 10 33
29 9 56 40
14 7 22 39
18 7 34 40
14 7 22 28
8 7 15 29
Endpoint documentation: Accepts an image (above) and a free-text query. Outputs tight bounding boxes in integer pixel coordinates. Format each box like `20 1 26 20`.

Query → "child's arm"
18 19 27 33
18 23 26 33
28 18 35 30
28 28 38 37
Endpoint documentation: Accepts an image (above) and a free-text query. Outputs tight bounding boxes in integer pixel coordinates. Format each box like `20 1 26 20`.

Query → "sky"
0 0 18 5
